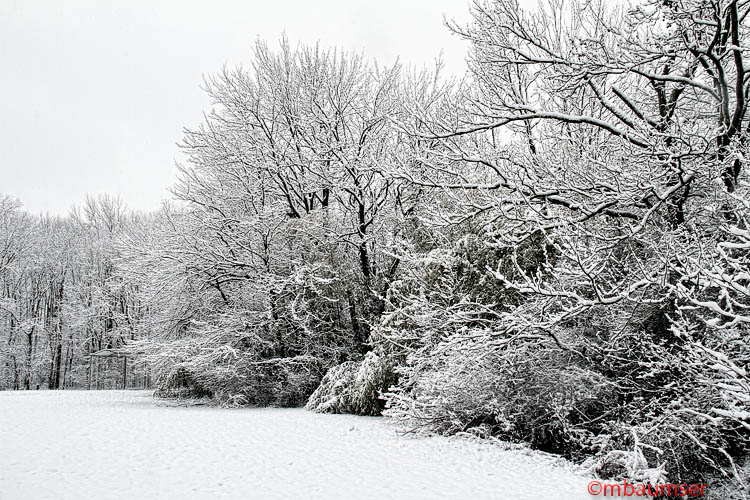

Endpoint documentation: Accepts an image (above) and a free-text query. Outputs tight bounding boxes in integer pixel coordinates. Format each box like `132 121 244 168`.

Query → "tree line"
0 195 148 390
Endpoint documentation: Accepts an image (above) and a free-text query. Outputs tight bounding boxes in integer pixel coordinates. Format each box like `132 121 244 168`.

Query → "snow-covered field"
0 390 591 500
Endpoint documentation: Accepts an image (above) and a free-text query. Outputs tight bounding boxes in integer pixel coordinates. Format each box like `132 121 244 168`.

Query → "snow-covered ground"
0 390 592 500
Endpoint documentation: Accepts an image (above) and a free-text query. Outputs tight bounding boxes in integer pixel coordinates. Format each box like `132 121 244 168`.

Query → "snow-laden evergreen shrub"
304 361 358 413
351 351 399 416
306 352 398 415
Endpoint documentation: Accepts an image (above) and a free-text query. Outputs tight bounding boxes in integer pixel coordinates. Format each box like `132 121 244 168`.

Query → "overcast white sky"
0 0 514 215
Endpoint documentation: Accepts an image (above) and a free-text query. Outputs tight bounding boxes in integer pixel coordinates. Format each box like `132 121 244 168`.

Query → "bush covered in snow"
304 361 359 414
155 363 213 399
146 329 326 407
155 353 325 407
385 348 614 452
306 351 398 416
377 235 750 484
351 351 399 415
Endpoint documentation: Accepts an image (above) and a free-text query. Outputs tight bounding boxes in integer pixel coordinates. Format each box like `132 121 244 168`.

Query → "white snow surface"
0 390 592 500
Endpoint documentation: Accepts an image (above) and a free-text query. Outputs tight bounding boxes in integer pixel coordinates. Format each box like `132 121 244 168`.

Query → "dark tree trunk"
51 342 62 390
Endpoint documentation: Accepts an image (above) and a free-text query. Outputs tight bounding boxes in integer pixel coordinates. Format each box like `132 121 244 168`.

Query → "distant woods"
0 194 148 390
3 0 750 487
